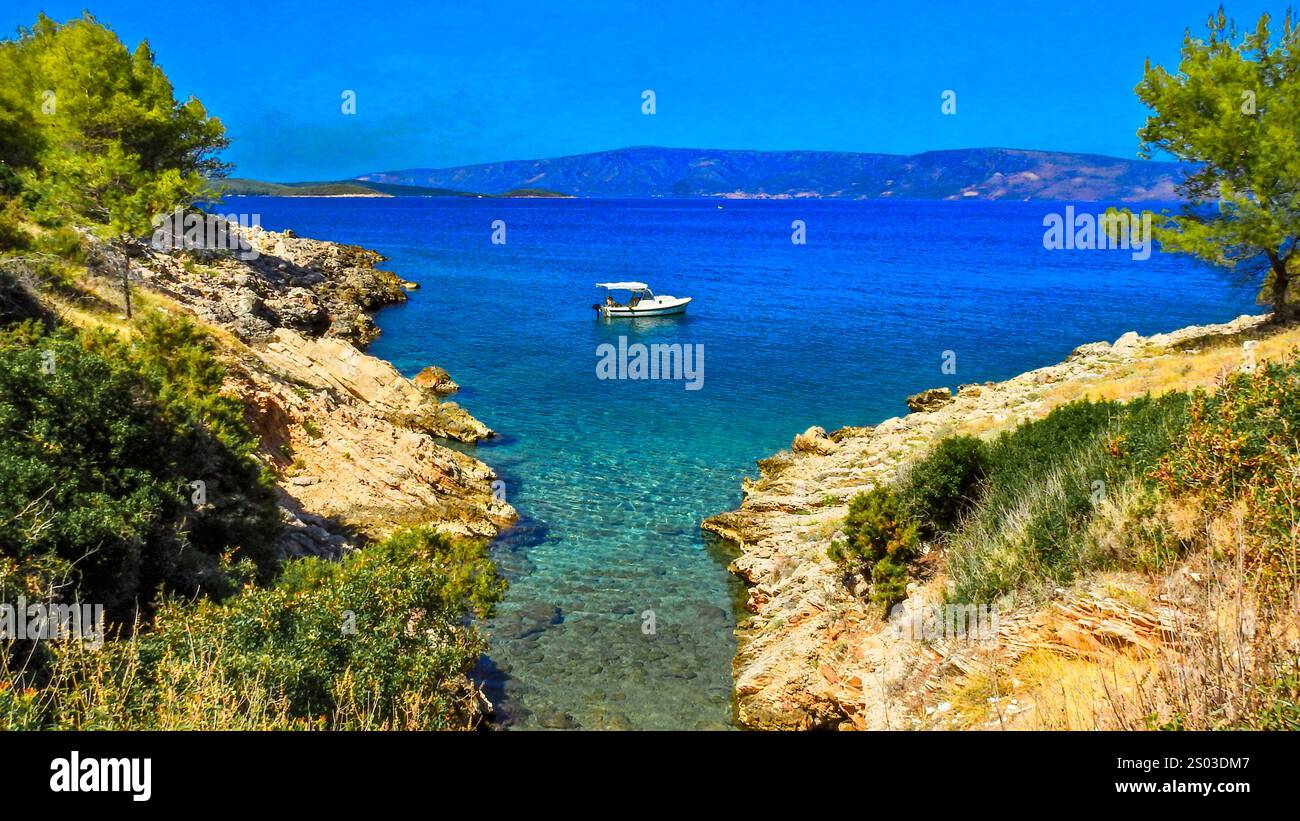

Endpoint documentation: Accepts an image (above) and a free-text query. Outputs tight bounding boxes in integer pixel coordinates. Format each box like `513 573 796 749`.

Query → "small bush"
901 435 990 535
0 197 28 251
1246 671 1300 731
988 400 1118 476
1155 358 1300 599
10 527 504 730
870 556 911 612
830 486 920 612
32 225 83 262
0 317 279 622
946 393 1189 603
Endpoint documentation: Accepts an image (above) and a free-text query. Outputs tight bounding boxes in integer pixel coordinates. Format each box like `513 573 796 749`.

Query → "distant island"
216 178 456 197
355 146 1187 201
216 178 572 199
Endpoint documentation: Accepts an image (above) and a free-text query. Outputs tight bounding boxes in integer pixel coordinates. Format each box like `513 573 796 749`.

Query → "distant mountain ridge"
356 146 1187 201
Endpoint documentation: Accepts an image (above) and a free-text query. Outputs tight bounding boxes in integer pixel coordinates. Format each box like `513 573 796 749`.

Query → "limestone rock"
1112 330 1142 354
413 364 459 394
906 387 954 413
258 330 495 445
227 336 513 539
792 426 838 455
406 401 494 443
275 503 354 559
1069 341 1112 361
829 425 873 443
123 222 407 346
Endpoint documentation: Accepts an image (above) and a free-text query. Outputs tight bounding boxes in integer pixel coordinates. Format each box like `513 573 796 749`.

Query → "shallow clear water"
231 196 1259 729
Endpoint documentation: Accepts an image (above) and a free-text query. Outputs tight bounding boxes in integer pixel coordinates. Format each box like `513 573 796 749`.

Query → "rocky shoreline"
703 313 1270 730
114 224 516 558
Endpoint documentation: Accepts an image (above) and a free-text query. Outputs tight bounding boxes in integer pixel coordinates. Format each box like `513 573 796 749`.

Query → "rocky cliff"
108 224 515 558
703 313 1271 730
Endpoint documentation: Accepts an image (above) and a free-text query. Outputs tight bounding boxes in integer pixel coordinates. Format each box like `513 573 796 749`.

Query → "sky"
3 1 1294 180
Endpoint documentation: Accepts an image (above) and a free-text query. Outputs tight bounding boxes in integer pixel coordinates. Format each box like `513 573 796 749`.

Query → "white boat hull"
598 296 691 318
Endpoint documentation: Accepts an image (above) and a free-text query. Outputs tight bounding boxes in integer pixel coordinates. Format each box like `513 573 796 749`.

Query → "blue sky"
4 1 1293 179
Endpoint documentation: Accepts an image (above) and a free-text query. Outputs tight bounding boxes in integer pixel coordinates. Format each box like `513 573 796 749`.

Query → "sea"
227 196 1260 729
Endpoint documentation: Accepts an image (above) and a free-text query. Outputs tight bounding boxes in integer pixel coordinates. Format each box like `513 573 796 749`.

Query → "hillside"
40 225 515 549
703 313 1300 730
0 11 521 731
357 146 1187 201
1 219 517 729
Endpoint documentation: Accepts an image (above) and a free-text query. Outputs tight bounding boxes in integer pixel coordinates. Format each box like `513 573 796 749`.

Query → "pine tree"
1137 8 1300 318
0 13 228 238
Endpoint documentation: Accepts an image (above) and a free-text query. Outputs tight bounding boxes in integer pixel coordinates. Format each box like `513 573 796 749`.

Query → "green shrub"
0 679 42 730
1245 671 1300 731
870 556 911 612
124 313 280 575
989 400 1116 472
0 317 278 622
1156 359 1300 599
0 197 28 251
830 486 920 612
946 393 1190 603
901 435 990 534
21 527 503 730
32 225 83 262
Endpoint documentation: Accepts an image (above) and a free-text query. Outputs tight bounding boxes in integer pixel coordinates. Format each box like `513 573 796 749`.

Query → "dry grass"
1046 322 1300 408
37 267 257 366
5 616 484 731
940 506 1300 730
947 650 1160 730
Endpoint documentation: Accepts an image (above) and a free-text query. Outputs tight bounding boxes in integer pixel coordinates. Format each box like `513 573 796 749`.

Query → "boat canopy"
595 282 648 291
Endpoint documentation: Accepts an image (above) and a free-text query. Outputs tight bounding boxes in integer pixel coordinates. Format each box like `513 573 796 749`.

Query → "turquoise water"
232 196 1259 729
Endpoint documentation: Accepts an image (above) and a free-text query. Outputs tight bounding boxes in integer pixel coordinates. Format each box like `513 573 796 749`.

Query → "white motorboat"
594 282 692 318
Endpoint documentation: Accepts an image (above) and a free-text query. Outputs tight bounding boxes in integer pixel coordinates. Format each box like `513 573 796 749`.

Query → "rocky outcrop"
905 387 954 413
414 364 459 394
791 426 838 456
113 224 515 556
703 314 1269 730
277 502 355 559
228 341 512 542
255 330 490 443
130 224 407 346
